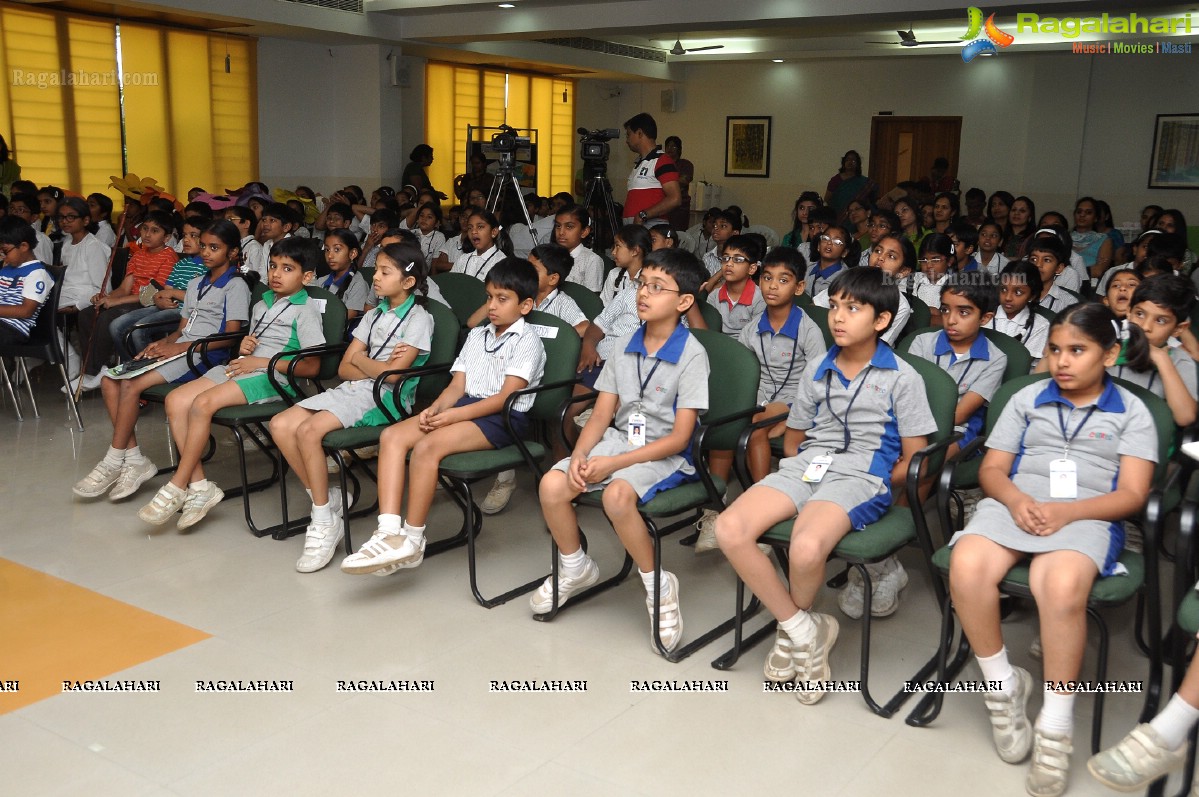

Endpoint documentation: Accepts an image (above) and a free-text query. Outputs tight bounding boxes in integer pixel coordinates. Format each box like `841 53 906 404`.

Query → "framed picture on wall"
1148 113 1199 189
725 116 772 178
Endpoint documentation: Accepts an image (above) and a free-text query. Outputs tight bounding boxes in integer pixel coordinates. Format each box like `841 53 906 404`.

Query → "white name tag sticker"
309 298 328 314
627 410 647 448
530 323 558 339
802 455 833 483
1049 458 1078 499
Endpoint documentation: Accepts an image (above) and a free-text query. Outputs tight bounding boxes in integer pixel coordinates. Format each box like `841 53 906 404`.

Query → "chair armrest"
554 388 599 452
122 316 180 356
731 408 787 490
369 361 454 423
186 330 248 379
688 404 764 507
933 434 987 539
907 432 964 571
264 343 348 405
497 377 582 476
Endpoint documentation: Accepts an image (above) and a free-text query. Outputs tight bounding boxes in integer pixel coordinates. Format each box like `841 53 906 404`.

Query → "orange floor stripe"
0 559 210 713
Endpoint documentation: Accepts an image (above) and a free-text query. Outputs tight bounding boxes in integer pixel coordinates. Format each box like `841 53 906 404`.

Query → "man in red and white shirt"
622 113 681 226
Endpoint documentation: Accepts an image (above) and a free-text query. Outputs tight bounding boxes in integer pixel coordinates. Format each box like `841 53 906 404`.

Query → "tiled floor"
0 376 1186 796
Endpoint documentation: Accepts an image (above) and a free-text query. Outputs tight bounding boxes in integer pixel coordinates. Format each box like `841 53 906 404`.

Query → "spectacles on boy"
631 277 680 296
718 254 752 265
819 234 846 246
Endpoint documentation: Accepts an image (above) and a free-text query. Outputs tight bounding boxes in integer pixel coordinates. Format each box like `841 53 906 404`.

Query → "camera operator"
622 113 680 225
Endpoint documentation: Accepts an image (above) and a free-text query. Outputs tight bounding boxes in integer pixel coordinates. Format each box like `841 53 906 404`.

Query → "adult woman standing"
663 136 694 230
0 135 20 197
402 144 434 194
824 150 876 220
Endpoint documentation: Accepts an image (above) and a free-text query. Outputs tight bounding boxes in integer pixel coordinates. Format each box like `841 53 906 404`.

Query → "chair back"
690 329 760 451
559 281 603 321
431 272 487 327
357 266 375 287
414 300 461 404
699 300 723 333
1034 305 1060 325
902 292 932 338
250 279 269 306
16 267 68 363
523 310 581 422
302 286 348 380
109 247 130 290
894 351 963 476
981 327 1033 380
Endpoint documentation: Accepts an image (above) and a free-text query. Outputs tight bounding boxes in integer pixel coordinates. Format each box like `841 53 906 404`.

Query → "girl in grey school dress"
948 302 1158 797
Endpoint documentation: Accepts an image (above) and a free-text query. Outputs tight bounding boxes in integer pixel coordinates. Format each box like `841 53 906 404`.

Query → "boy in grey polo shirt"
715 269 938 704
851 275 1006 620
706 234 766 338
533 249 710 656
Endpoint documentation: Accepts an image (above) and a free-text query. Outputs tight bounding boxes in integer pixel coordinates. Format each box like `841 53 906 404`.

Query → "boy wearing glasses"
706 234 766 338
534 249 710 655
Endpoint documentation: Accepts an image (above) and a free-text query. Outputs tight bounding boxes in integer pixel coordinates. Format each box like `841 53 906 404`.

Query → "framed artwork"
1148 113 1199 189
725 116 772 178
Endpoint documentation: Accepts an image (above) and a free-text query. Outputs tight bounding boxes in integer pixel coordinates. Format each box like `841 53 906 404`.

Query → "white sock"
639 568 674 599
559 548 589 578
311 502 333 524
778 609 815 646
496 469 515 484
379 514 402 535
103 446 126 467
188 479 209 493
403 521 426 544
976 647 1016 696
1150 694 1199 749
1037 689 1075 736
125 445 145 465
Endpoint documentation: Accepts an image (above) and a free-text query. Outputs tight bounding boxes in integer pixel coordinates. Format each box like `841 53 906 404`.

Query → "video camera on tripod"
490 124 531 170
577 127 619 177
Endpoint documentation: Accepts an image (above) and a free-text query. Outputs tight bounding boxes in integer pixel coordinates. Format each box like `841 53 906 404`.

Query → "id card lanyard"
759 330 798 403
1050 403 1098 499
805 365 872 482
629 354 662 448
365 300 414 360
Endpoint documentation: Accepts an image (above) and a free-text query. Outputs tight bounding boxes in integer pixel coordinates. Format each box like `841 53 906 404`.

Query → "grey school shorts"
758 449 891 531
552 427 697 502
297 380 380 428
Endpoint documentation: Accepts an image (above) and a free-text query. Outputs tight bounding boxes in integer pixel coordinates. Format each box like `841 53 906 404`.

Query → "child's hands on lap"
1028 502 1073 536
226 356 266 376
567 454 590 491
579 456 618 485
418 404 456 432
238 335 259 357
1008 494 1043 535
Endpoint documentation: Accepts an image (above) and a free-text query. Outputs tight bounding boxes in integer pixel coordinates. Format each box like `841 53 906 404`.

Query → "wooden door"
869 116 962 196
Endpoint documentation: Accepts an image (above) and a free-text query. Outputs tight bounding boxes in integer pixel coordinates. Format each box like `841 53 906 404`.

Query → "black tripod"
581 164 619 251
486 153 537 243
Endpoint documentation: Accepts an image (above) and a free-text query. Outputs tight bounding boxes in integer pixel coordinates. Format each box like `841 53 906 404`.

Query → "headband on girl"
1034 227 1060 237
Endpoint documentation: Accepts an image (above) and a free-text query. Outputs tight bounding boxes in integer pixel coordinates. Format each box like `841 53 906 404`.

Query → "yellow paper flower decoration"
273 188 318 224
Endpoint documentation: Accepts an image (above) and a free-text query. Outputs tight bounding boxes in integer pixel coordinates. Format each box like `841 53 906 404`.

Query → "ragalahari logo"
961 7 1015 62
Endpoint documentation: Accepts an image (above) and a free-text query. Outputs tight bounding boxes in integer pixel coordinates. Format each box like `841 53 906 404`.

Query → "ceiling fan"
668 38 724 55
866 27 961 47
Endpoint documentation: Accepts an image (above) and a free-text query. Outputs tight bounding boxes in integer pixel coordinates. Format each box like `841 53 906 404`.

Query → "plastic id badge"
184 309 199 334
802 455 833 483
1049 458 1078 499
627 411 647 448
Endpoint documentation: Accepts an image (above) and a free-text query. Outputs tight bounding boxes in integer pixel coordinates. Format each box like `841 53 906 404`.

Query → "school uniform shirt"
1068 250 1089 287
907 330 1007 445
785 343 939 482
58 233 111 310
806 262 848 298
1053 264 1082 294
594 286 643 362
349 214 371 245
738 304 827 406
702 248 721 277
438 234 466 264
535 289 587 328
177 269 252 342
451 316 546 412
974 252 1009 277
0 259 54 337
416 229 447 264
33 229 53 265
814 288 910 348
240 236 265 278
708 279 766 338
1039 283 1077 314
240 288 326 369
989 306 1049 364
351 295 435 413
451 245 504 282
957 378 1157 575
597 322 709 458
600 266 637 307
565 244 604 293
1110 346 1199 404
94 220 117 249
320 271 370 314
911 271 950 311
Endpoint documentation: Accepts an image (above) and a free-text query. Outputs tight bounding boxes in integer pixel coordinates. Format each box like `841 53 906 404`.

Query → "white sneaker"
325 455 341 474
793 612 840 704
81 372 103 391
693 509 719 553
340 529 424 574
137 482 187 525
529 557 600 614
108 457 159 501
177 482 224 531
985 667 1034 763
1088 723 1186 792
646 572 684 654
480 474 516 515
837 557 909 620
295 516 345 573
73 459 123 498
574 408 593 429
63 373 102 395
763 628 797 682
1027 729 1072 797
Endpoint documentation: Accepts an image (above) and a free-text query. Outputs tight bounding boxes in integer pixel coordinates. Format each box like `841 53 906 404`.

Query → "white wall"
257 38 409 194
575 52 1198 234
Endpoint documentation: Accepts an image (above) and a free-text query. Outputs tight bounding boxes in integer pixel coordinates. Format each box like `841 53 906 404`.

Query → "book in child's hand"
105 352 188 380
